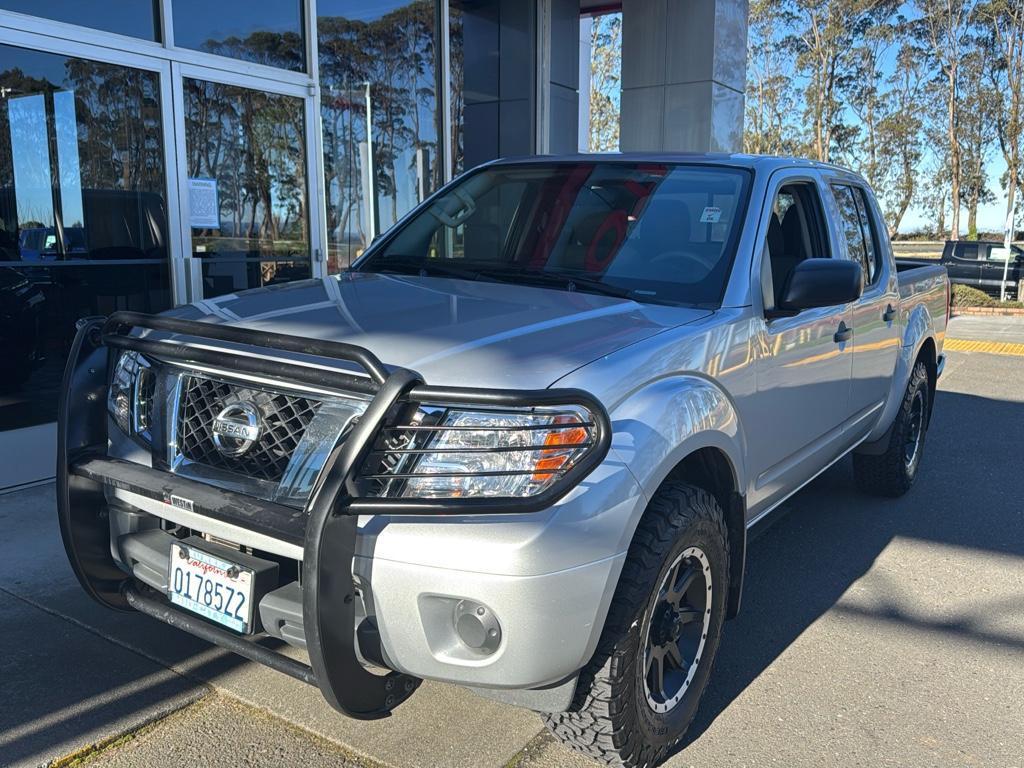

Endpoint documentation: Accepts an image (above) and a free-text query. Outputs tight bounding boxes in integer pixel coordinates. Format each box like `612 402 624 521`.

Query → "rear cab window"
830 184 882 287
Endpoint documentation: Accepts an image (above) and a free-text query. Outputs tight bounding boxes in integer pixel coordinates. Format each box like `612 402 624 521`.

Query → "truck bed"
896 261 949 349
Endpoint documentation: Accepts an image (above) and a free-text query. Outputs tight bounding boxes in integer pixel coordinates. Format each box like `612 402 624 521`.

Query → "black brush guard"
57 311 611 720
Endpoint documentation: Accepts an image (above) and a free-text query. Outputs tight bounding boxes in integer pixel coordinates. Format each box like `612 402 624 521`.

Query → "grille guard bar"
58 311 612 720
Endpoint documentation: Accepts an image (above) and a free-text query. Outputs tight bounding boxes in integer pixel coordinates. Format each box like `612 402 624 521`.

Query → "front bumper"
105 498 624 691
58 312 613 719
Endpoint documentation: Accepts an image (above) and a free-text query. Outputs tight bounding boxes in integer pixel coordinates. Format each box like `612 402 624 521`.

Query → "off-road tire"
853 360 931 497
543 483 729 767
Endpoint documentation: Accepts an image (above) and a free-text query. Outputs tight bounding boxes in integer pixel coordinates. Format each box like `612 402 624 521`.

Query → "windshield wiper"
487 270 637 301
369 258 486 283
365 260 636 301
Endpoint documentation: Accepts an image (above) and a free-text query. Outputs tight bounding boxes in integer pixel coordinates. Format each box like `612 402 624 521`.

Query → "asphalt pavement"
2 323 1022 768
948 313 1024 342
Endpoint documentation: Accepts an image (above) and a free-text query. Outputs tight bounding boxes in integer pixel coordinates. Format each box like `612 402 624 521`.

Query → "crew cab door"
826 182 900 434
979 244 1024 297
946 241 983 289
748 174 854 514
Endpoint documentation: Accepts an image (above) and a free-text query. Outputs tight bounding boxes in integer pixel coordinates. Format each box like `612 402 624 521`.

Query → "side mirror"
778 259 863 312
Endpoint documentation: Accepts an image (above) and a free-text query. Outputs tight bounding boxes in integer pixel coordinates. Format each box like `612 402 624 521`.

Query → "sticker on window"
700 206 722 224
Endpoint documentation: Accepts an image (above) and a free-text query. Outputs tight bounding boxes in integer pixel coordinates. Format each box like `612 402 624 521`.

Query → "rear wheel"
544 483 728 767
853 360 930 497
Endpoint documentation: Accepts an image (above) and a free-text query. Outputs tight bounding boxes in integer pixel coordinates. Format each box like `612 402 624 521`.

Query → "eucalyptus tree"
977 0 1024 293
914 0 978 241
958 47 998 239
788 0 898 163
876 41 928 236
589 13 622 153
745 0 799 155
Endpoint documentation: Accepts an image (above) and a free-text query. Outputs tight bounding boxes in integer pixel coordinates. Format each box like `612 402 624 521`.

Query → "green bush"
951 284 1024 309
953 284 997 307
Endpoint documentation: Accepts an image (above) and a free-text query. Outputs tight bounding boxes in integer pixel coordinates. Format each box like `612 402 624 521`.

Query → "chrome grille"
176 375 322 482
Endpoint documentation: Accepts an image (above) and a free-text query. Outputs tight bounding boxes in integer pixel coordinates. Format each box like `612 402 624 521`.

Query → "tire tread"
543 483 728 768
853 360 930 497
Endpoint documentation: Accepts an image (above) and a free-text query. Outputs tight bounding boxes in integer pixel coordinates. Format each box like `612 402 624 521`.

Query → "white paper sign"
989 246 1011 262
700 206 722 224
189 177 220 229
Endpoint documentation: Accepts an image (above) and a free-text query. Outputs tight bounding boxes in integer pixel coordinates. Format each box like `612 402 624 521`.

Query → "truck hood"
169 273 712 389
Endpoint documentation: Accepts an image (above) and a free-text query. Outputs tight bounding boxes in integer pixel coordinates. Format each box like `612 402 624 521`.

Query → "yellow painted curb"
945 338 1024 357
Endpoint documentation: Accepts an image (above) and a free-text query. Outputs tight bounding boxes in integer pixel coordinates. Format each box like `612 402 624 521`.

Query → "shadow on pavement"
684 388 1024 746
0 483 255 767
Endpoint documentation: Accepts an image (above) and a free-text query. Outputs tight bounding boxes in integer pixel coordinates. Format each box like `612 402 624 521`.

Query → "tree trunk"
947 67 961 240
1000 174 1017 300
937 189 947 238
967 182 979 239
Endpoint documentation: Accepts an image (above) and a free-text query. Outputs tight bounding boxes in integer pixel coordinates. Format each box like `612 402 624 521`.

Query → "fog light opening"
453 600 502 654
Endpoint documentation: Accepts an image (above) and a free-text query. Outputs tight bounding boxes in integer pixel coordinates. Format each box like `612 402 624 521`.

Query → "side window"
957 243 979 260
762 182 830 310
851 187 882 286
830 184 881 287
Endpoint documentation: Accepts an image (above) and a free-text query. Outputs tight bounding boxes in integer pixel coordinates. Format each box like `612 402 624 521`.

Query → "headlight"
107 351 154 441
369 407 596 500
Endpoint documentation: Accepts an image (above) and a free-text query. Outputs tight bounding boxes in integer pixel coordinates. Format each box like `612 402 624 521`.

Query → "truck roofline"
481 152 865 178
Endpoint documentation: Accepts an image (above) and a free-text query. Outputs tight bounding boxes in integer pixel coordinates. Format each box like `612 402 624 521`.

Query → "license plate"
168 543 254 633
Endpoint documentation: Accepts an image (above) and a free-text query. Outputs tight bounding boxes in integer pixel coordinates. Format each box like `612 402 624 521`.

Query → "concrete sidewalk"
0 483 544 768
80 696 372 768
3 347 1024 768
948 313 1024 342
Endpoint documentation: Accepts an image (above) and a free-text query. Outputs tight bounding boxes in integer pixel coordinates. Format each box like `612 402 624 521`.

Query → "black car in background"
899 240 1024 299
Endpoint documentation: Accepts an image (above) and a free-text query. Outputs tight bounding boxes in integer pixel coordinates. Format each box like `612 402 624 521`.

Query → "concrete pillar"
620 0 747 153
540 0 582 155
461 0 536 167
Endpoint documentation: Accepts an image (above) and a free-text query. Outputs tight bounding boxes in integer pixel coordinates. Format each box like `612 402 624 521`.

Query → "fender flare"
608 374 748 617
859 302 937 452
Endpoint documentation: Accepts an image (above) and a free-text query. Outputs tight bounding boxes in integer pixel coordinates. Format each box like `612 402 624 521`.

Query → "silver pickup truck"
59 154 948 768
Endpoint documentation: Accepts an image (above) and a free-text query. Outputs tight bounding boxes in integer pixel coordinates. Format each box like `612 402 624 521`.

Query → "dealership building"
0 0 746 488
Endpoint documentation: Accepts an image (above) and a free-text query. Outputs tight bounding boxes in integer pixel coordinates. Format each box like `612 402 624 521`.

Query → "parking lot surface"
2 318 1022 768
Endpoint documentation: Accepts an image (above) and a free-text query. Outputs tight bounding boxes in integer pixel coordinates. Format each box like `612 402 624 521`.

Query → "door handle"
883 304 896 323
834 321 852 344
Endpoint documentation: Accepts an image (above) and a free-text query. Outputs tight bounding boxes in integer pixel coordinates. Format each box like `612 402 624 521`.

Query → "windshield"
355 162 752 307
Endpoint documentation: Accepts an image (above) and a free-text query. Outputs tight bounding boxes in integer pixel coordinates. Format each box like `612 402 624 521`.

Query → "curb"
951 307 1024 317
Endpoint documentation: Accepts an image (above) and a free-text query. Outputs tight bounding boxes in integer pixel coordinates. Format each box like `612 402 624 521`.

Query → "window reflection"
0 45 169 431
183 79 310 298
0 1 160 41
7 93 54 237
172 0 305 72
449 1 466 175
318 0 442 272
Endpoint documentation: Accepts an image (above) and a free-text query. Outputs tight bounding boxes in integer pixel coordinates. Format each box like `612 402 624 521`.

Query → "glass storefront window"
0 45 170 431
182 79 311 298
0 1 161 41
317 0 442 272
172 0 305 72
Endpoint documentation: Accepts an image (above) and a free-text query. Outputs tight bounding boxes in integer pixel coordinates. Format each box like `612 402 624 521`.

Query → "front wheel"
853 359 931 497
544 483 729 767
